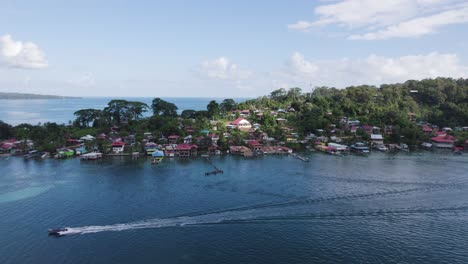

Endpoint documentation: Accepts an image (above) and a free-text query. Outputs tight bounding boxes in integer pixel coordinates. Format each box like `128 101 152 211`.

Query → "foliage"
151 98 178 117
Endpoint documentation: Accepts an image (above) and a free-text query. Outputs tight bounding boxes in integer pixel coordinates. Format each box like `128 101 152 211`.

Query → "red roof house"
431 135 456 149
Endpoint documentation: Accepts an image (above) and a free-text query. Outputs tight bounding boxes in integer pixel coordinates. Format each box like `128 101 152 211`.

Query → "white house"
230 117 252 130
371 134 384 145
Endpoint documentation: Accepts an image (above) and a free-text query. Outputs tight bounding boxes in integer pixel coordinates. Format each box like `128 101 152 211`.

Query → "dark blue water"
0 152 467 263
0 97 246 125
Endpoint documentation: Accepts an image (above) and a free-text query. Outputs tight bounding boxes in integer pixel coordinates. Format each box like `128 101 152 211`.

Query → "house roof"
151 150 164 157
422 125 433 132
371 134 383 140
231 117 249 125
176 143 197 150
168 135 179 139
111 141 125 147
431 135 456 143
248 140 262 146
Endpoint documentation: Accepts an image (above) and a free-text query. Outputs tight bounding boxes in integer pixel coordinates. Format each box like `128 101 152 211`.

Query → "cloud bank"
276 51 468 89
0 34 48 69
289 0 468 39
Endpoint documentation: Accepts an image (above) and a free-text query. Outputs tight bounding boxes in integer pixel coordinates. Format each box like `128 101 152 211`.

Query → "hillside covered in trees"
1 77 467 153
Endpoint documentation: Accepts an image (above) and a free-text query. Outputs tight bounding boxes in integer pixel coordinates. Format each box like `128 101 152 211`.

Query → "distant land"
0 92 81 100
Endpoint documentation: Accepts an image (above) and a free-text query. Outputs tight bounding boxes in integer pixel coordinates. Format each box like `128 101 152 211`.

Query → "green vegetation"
1 78 468 153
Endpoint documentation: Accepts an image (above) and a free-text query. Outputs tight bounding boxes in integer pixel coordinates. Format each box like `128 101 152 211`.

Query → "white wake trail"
59 211 259 235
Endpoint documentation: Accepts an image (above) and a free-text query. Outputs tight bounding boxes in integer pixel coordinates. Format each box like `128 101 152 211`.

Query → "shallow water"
0 152 467 263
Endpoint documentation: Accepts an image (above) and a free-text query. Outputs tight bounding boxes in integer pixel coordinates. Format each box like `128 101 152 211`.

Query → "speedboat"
48 228 68 236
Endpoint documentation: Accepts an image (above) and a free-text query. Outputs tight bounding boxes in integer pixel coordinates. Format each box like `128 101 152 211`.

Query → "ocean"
0 153 468 263
0 97 247 126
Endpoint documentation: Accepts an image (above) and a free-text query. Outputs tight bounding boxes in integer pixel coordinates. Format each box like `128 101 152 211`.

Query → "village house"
111 141 125 153
361 125 374 135
431 135 457 149
421 124 433 135
240 110 250 117
143 132 153 139
229 146 253 157
80 135 95 141
0 139 19 153
247 140 262 151
185 126 195 134
97 133 107 140
208 144 219 155
260 146 293 155
183 135 192 144
384 126 393 135
347 120 360 126
371 134 384 145
230 117 252 130
175 143 198 157
163 144 176 157
276 118 287 125
145 142 159 155
208 133 219 144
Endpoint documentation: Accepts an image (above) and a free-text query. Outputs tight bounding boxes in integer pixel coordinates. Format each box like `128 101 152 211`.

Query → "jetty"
80 152 103 160
292 153 309 162
204 157 224 175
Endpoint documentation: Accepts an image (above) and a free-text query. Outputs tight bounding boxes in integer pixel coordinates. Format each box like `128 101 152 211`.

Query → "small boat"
48 228 68 236
376 144 388 152
350 142 370 154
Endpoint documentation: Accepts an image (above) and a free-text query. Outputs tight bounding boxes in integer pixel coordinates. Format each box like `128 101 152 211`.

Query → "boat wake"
60 213 255 235
59 203 468 236
57 182 468 236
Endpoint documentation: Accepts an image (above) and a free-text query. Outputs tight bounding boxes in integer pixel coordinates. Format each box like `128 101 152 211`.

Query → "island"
0 92 81 100
0 77 467 157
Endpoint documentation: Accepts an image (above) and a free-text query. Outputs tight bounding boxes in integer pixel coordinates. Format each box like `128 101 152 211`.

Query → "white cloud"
287 21 313 32
290 0 468 39
276 52 468 88
200 57 252 80
0 34 48 69
289 52 319 74
313 0 413 28
350 6 468 39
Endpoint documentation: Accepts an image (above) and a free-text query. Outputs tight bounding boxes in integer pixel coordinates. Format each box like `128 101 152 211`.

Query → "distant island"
0 92 81 100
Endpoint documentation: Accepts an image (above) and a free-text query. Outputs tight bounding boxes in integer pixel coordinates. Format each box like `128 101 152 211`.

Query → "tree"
151 98 178 117
127 101 149 121
270 88 287 101
0 120 13 139
220 99 237 113
103 100 128 125
181 109 196 119
207 100 220 118
73 109 102 127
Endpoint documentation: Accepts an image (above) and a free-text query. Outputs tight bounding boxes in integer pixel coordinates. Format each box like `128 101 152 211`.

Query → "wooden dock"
204 157 224 175
292 153 309 162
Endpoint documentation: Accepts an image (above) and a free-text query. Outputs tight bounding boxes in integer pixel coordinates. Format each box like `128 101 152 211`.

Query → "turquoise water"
0 97 244 125
0 152 467 263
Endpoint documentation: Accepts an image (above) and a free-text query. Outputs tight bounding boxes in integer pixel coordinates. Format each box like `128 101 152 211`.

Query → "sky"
1 0 468 97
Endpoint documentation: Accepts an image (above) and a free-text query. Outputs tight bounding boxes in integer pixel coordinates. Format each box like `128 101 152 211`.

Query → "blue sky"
1 0 468 97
